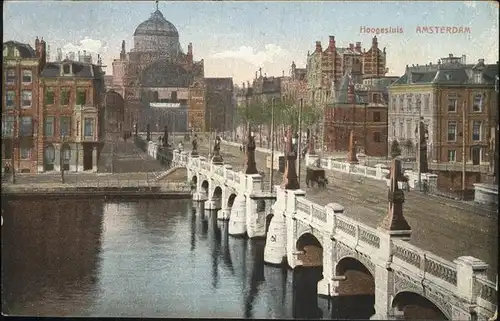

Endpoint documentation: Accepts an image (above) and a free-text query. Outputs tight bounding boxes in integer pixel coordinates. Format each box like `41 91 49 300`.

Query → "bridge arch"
191 175 198 190
296 232 323 267
212 186 222 200
227 193 237 208
201 180 209 196
335 257 375 296
391 291 450 320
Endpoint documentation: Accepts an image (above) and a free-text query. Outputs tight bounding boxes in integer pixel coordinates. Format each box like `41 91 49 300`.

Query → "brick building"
39 58 105 172
305 35 387 108
2 38 45 174
389 54 498 192
204 78 234 133
324 71 389 157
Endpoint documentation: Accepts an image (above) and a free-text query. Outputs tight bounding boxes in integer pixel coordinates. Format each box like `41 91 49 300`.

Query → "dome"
134 10 179 37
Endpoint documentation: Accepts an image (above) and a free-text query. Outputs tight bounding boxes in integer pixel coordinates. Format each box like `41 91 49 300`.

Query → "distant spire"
155 0 159 10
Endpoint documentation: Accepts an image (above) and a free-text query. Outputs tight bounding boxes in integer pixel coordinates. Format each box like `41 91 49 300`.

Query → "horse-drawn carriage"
305 166 328 189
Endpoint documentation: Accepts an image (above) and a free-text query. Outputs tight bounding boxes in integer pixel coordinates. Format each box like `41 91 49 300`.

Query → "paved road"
99 138 166 173
187 139 498 279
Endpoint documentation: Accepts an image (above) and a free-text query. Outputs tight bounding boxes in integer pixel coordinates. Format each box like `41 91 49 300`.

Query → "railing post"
454 256 488 303
325 203 344 237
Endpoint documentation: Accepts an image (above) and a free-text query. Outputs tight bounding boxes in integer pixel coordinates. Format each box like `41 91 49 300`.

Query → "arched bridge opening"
201 180 209 197
191 175 197 191
293 233 324 319
296 233 323 268
212 186 223 210
391 291 449 320
333 257 375 319
227 193 237 208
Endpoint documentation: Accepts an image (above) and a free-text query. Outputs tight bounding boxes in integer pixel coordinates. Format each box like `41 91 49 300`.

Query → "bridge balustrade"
173 149 498 320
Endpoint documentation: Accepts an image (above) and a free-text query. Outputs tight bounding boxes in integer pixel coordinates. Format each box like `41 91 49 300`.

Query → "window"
406 120 412 138
3 140 12 159
2 116 15 137
21 90 32 108
77 89 87 105
448 150 456 162
399 122 404 138
171 91 178 101
22 70 32 83
61 89 70 105
76 121 80 136
399 96 404 112
407 98 412 111
373 132 381 142
474 73 482 84
447 97 457 112
6 69 16 84
472 120 482 141
20 145 32 160
447 121 457 142
44 116 55 136
473 94 483 112
84 118 94 137
391 97 396 111
63 64 71 74
45 88 55 105
423 95 430 112
19 116 33 136
373 93 380 103
391 122 396 137
373 111 381 122
59 116 71 137
6 91 15 109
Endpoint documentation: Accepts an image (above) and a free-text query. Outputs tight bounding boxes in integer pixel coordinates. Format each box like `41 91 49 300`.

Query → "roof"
333 72 365 104
3 41 36 58
391 61 498 86
134 9 178 37
41 60 103 78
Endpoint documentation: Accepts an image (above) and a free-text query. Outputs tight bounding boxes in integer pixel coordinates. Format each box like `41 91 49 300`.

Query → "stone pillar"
70 144 78 172
245 173 262 193
264 186 288 265
92 146 97 172
285 189 306 269
193 192 208 217
54 145 61 172
77 144 84 172
228 194 247 236
318 203 346 297
217 208 231 220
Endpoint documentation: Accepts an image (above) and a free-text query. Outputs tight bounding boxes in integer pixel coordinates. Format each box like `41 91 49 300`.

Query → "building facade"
39 59 105 172
305 35 387 108
204 78 234 133
324 72 389 156
389 54 498 192
2 38 45 174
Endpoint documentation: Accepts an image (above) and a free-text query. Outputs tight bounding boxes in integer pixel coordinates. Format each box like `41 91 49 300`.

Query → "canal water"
1 198 373 318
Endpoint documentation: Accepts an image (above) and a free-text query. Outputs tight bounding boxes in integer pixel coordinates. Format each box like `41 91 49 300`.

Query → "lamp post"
60 135 66 184
462 98 467 197
208 109 213 158
270 97 275 192
10 110 18 184
417 98 422 192
297 98 303 183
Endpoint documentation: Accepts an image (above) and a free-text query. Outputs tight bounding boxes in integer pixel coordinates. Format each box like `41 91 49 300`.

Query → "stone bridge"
172 144 497 320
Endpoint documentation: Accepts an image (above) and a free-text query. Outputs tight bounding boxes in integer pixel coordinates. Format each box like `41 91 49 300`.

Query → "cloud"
62 37 108 57
212 44 288 66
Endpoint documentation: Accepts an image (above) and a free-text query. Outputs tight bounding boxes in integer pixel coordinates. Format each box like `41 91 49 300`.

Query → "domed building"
111 4 235 134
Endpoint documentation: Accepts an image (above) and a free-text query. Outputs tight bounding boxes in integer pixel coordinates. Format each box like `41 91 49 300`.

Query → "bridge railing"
475 276 498 312
391 238 458 291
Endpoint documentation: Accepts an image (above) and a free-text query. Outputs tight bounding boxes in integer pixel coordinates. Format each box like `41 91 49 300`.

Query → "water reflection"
2 198 363 319
2 198 104 316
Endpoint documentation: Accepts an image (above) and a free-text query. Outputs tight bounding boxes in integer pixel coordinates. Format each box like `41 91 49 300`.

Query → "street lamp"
270 97 275 192
60 135 67 184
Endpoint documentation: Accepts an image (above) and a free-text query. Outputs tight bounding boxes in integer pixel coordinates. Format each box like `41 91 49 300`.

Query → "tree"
390 140 402 159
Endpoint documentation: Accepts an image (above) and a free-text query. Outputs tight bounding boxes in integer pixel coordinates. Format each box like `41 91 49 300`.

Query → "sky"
3 1 499 84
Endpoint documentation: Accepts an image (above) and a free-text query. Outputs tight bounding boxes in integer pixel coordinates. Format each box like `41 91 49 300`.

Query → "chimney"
315 41 322 53
355 41 361 52
372 36 378 47
38 37 47 67
255 71 258 79
242 82 245 89
187 43 193 64
282 70 285 77
329 36 336 51
461 54 466 64
349 43 354 50
259 67 262 77
449 53 453 58
78 50 81 61
479 59 485 64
